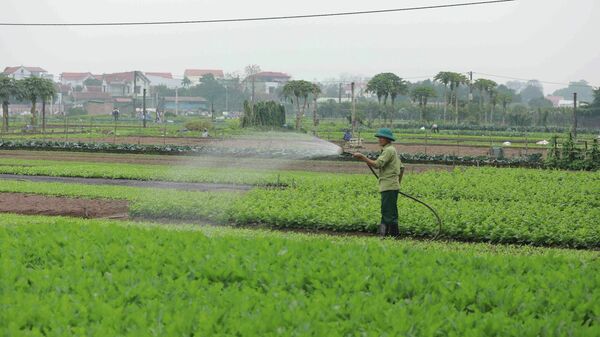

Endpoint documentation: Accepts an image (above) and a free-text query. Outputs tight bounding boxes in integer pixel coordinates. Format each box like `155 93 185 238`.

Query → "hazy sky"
1 0 599 93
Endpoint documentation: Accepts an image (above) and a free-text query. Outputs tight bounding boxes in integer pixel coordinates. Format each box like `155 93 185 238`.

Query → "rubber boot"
388 223 400 238
378 224 387 237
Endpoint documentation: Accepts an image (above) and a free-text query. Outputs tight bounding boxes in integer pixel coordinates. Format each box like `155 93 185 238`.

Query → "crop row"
1 164 599 248
5 158 597 207
2 214 599 336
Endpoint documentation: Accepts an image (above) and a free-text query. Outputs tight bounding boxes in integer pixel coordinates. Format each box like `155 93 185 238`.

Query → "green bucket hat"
374 128 396 141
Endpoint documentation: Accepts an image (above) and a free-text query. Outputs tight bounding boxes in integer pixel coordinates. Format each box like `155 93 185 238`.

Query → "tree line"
0 76 56 132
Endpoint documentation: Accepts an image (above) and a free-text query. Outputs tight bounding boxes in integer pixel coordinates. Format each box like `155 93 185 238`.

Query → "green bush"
184 119 212 131
545 134 600 170
241 100 285 128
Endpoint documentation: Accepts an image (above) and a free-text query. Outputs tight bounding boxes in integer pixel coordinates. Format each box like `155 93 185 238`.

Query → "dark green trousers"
380 190 399 237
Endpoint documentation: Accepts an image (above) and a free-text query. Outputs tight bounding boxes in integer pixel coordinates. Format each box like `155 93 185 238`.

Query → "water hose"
366 164 443 239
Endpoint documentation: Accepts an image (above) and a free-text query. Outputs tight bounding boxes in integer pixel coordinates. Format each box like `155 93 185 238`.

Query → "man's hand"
354 152 377 167
353 152 366 161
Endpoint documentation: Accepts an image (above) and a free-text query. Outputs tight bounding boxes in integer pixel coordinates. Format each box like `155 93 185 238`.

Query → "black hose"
366 164 443 239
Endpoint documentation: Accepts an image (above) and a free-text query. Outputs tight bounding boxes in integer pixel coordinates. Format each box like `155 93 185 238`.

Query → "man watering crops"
353 128 403 237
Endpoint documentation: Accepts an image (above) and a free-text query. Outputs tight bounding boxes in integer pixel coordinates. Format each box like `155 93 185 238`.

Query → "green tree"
552 80 594 103
83 77 102 87
181 76 192 89
473 78 497 124
366 72 407 127
433 71 452 122
196 74 225 119
449 72 468 124
20 77 48 126
410 86 437 121
589 87 600 116
0 76 22 132
282 80 314 130
311 83 322 132
520 80 544 104
38 79 56 132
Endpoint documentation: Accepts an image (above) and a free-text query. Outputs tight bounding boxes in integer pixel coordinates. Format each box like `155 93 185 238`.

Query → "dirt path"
0 150 455 174
0 192 128 218
0 174 252 192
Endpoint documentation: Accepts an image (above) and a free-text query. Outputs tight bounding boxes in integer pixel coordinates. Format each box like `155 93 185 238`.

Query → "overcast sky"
1 0 599 93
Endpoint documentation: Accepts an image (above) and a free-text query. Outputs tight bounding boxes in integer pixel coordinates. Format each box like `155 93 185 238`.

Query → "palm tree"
497 92 513 125
181 76 192 89
449 73 468 124
488 88 498 124
388 75 408 128
0 76 22 132
434 72 452 122
21 77 47 126
411 86 437 121
39 79 56 132
282 80 313 130
486 81 498 124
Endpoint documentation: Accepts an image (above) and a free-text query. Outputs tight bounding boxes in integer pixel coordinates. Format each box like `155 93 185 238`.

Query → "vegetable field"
2 214 599 336
1 159 599 248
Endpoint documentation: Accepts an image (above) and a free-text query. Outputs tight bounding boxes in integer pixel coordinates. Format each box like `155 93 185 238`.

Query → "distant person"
343 130 352 142
431 124 439 133
202 128 209 138
112 108 119 121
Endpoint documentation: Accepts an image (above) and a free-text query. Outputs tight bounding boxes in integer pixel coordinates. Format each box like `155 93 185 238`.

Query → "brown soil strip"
0 174 252 192
352 142 545 157
0 192 128 219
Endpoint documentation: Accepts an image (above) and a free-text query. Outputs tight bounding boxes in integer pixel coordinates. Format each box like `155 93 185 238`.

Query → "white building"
183 69 224 85
60 72 96 88
99 71 150 97
3 66 53 80
145 72 181 89
558 99 580 108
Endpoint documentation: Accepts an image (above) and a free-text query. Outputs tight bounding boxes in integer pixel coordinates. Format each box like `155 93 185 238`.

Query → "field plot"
1 214 599 336
0 156 598 248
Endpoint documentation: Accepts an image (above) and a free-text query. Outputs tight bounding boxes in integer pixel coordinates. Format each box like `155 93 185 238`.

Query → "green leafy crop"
1 215 599 336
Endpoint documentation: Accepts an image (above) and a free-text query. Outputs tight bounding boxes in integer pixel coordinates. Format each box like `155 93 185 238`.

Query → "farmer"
353 128 402 237
112 108 119 121
343 129 352 142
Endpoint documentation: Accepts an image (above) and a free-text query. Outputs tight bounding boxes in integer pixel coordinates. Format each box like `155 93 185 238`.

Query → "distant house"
145 72 181 89
71 91 112 102
183 69 224 84
99 71 150 97
84 101 113 115
3 66 53 80
558 99 580 108
546 95 563 108
60 72 96 88
164 96 208 113
246 71 291 96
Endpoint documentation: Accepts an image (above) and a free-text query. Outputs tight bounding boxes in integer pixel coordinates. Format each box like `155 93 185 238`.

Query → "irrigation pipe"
366 164 443 239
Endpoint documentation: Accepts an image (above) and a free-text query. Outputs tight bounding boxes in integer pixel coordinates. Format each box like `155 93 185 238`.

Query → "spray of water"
172 131 343 173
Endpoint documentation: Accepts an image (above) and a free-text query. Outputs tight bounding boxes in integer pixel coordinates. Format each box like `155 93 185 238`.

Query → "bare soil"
0 174 252 192
0 192 128 219
357 142 545 157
